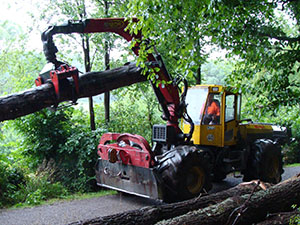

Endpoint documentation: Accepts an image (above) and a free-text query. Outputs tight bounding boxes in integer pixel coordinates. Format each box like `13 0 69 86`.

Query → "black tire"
212 150 227 182
155 145 212 202
242 139 283 184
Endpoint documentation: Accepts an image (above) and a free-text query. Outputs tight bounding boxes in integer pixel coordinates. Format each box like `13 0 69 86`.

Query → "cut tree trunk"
69 181 269 225
0 63 146 122
157 174 300 225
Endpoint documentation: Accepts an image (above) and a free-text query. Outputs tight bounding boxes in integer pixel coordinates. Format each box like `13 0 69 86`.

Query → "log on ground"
157 174 300 225
0 63 146 122
69 181 268 225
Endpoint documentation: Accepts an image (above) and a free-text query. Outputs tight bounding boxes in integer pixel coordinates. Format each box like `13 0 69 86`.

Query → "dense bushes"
0 153 68 207
0 106 99 207
12 173 67 207
0 160 25 207
12 106 103 193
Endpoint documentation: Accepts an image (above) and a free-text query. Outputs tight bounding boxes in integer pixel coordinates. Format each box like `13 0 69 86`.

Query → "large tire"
242 139 283 184
212 150 227 182
155 145 212 202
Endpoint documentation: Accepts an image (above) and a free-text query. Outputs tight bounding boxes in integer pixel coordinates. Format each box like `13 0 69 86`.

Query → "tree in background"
0 19 69 207
0 21 45 95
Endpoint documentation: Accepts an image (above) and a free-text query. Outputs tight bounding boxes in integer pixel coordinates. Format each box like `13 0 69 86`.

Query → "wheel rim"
186 166 205 194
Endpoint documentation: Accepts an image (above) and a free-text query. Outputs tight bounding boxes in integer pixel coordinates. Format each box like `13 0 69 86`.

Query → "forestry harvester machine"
36 18 287 202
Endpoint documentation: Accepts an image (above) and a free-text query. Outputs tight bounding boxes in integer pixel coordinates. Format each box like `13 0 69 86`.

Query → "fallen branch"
157 174 300 225
0 63 146 122
226 180 262 225
69 180 268 225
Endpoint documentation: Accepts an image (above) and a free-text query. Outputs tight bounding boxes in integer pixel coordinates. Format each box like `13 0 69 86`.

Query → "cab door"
224 93 240 146
200 92 223 147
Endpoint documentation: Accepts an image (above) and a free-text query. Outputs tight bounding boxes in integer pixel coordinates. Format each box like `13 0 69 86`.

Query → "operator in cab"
203 94 220 125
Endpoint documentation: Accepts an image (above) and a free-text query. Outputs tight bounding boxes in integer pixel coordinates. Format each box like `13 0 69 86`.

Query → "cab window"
202 93 221 125
225 95 235 122
185 87 208 125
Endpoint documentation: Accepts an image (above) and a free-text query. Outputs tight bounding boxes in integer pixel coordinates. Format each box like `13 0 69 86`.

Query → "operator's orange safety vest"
207 101 220 116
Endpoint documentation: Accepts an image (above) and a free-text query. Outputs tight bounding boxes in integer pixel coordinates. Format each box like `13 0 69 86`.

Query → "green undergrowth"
289 205 300 225
59 189 117 202
286 163 300 168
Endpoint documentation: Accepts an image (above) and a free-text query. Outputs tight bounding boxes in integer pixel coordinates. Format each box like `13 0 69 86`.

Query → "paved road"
0 193 162 225
0 167 299 225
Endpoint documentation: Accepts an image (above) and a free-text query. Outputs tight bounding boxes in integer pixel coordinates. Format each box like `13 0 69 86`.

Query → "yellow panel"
183 124 201 145
238 123 274 142
183 123 223 147
200 125 223 147
245 124 273 134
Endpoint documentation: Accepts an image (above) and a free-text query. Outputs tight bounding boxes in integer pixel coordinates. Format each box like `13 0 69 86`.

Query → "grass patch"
285 163 300 167
61 189 117 201
9 189 117 210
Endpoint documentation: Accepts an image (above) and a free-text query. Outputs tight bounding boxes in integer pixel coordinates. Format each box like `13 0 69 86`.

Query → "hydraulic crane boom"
39 18 192 142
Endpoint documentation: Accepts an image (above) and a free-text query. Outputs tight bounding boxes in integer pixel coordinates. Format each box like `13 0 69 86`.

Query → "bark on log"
0 63 146 122
69 181 268 225
158 174 300 225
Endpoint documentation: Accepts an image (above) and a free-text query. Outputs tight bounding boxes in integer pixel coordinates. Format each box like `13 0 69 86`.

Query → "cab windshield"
185 87 208 125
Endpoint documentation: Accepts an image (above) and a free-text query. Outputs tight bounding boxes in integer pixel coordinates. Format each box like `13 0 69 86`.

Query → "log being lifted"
0 63 146 122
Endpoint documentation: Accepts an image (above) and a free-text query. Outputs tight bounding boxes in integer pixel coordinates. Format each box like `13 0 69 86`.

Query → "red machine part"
35 76 43 86
50 64 79 99
83 18 141 48
97 133 154 168
35 64 79 100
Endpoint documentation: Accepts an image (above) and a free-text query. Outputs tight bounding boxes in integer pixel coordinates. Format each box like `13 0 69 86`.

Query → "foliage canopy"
127 0 300 109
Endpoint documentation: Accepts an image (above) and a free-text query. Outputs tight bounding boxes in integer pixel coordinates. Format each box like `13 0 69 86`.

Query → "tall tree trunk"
81 1 96 130
82 35 96 130
196 65 201 85
194 39 202 85
104 40 110 123
104 0 110 123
